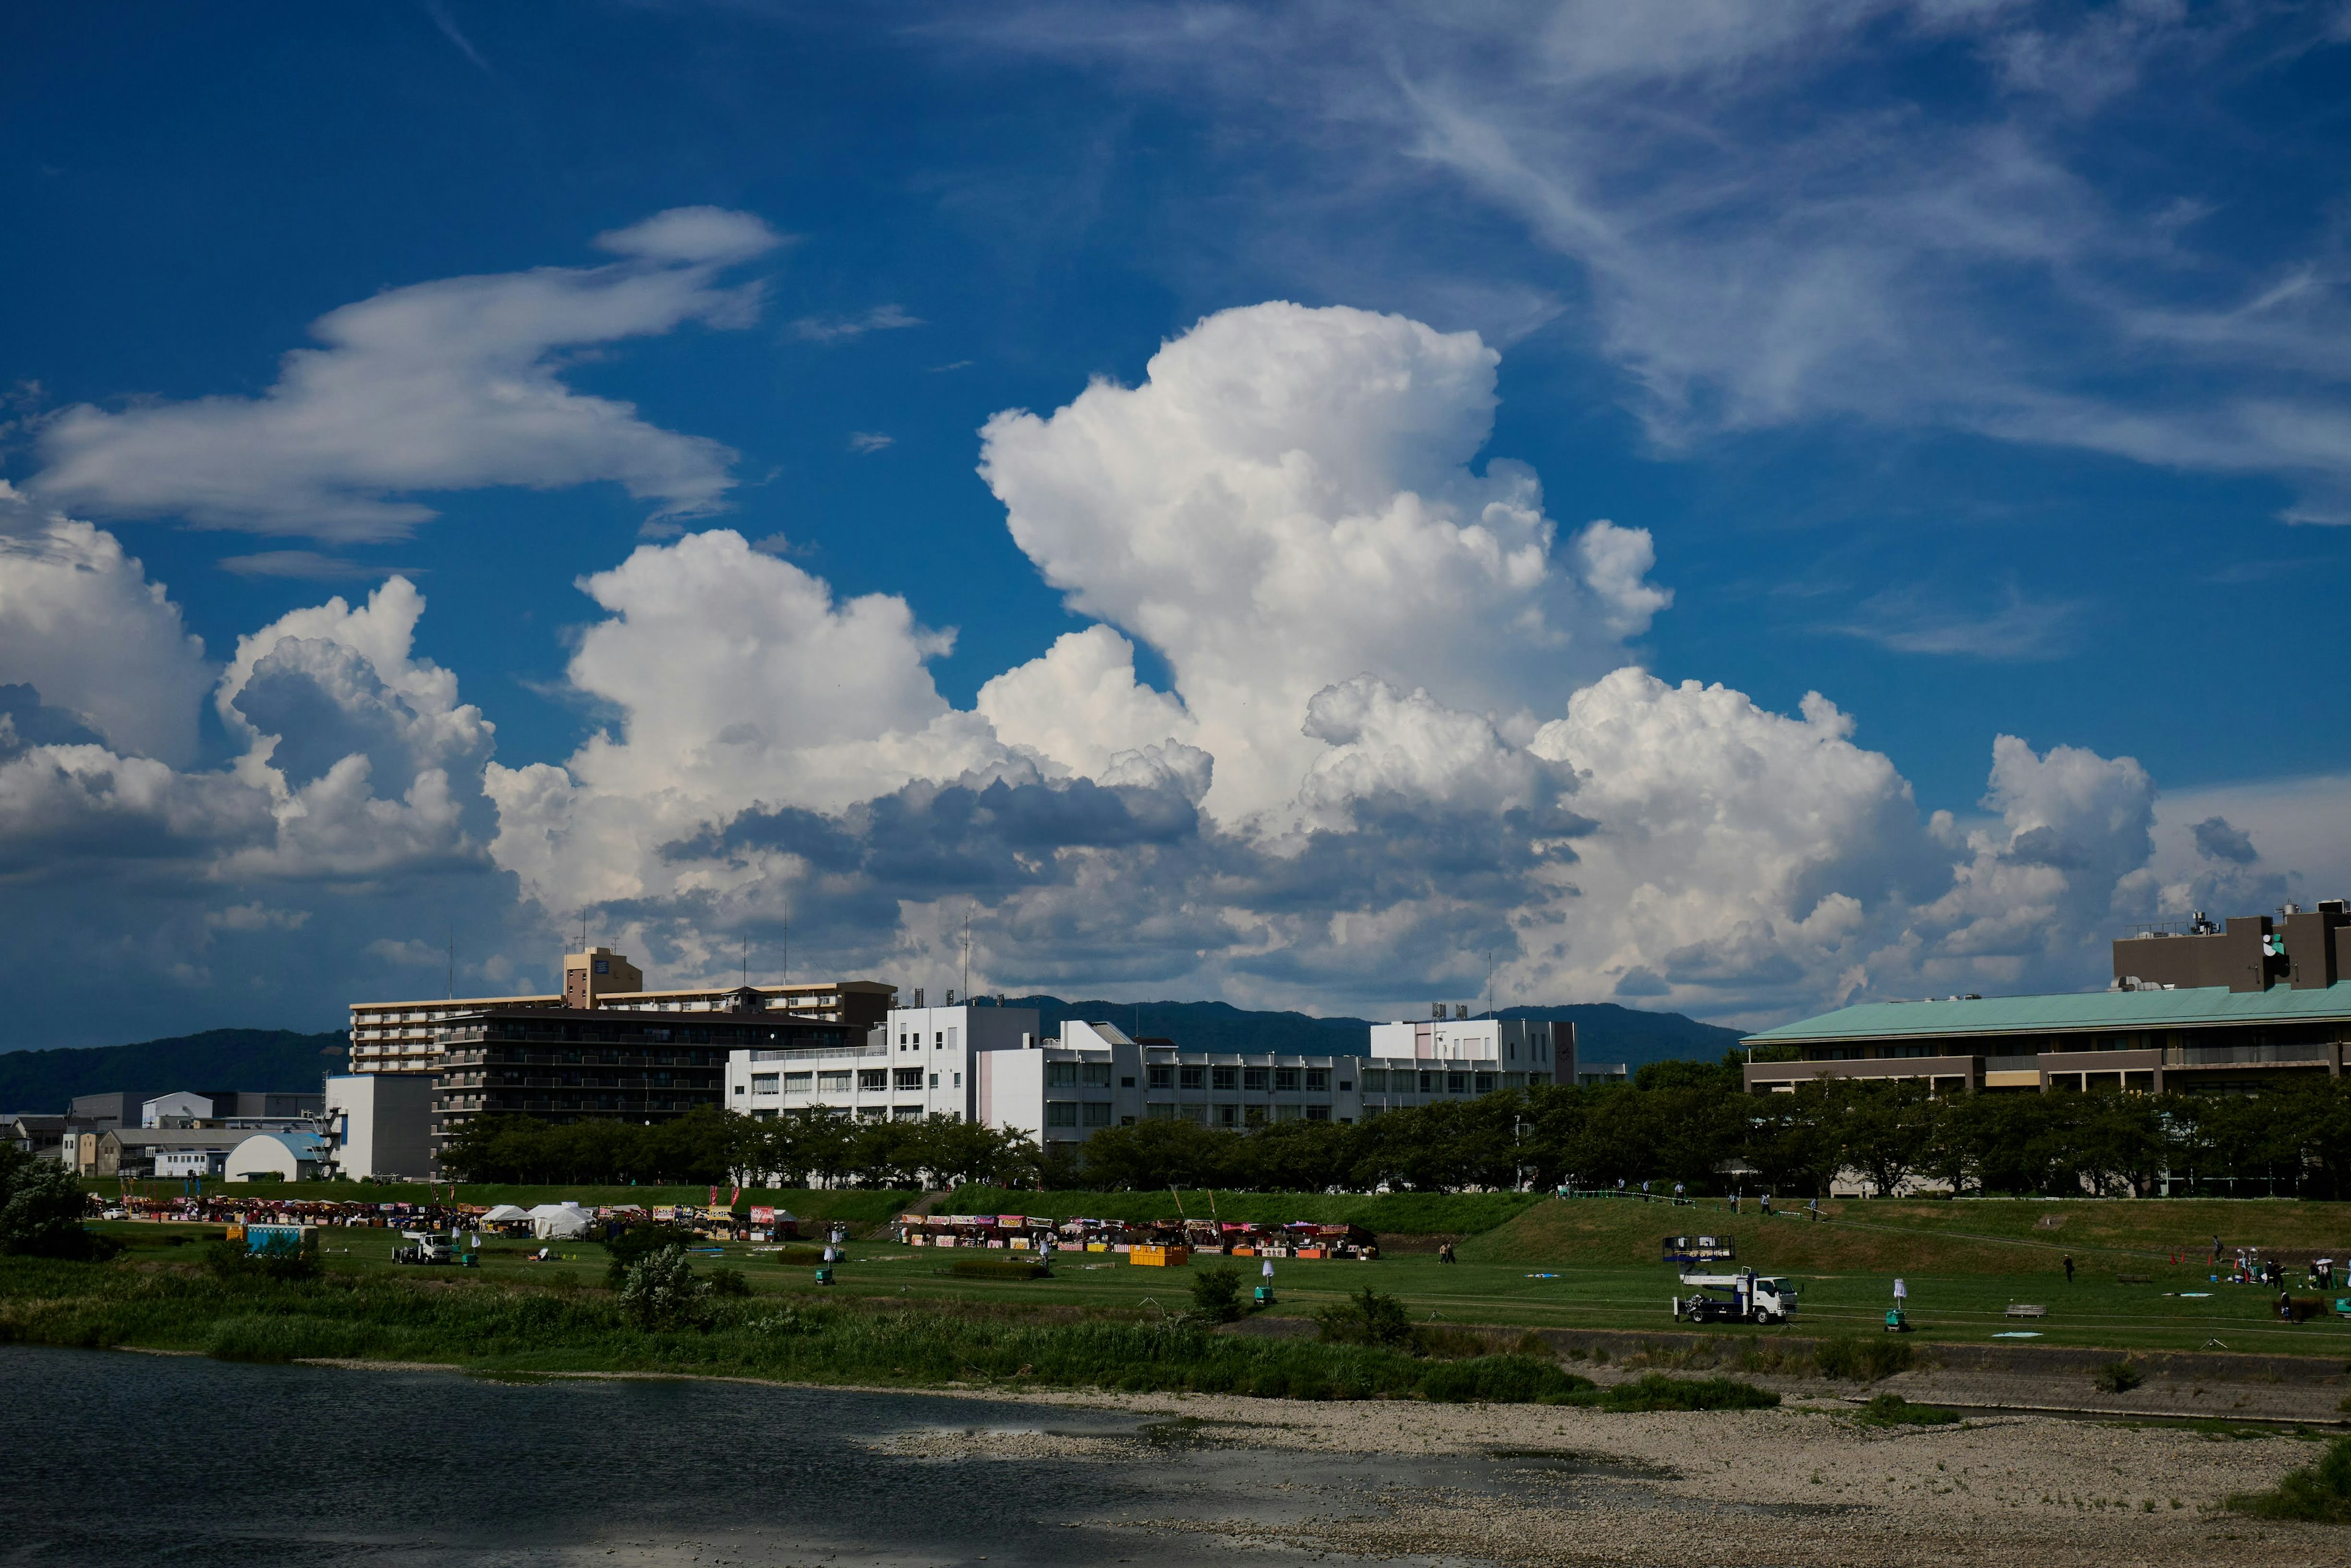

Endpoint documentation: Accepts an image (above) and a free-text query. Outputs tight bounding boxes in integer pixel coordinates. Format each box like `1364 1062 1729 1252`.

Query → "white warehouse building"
726 1002 1575 1150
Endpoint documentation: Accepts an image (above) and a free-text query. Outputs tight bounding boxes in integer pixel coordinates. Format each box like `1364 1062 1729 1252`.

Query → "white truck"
394 1231 454 1265
1672 1267 1798 1326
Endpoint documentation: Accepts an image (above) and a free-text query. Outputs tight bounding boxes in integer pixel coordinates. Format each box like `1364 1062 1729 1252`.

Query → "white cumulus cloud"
0 482 212 765
979 301 1668 819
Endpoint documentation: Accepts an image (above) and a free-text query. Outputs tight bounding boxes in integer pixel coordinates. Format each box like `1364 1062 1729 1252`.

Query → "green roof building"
1742 901 2351 1095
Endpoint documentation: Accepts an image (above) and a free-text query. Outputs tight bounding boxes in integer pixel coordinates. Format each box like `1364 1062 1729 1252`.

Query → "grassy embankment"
15 1195 2351 1387
89 1179 915 1225
940 1187 1542 1234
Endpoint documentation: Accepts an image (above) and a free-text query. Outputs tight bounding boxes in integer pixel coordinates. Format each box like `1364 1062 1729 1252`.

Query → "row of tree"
438 1056 2351 1199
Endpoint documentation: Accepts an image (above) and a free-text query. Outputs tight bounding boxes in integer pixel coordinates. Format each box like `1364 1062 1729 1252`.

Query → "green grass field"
71 1193 2351 1361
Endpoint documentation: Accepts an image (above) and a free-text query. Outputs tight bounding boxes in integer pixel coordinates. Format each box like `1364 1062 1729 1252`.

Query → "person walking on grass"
1438 1239 1457 1265
2063 1253 2075 1284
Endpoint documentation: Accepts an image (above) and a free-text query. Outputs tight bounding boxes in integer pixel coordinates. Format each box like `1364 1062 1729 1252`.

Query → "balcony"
2165 1041 2338 1068
748 1043 888 1062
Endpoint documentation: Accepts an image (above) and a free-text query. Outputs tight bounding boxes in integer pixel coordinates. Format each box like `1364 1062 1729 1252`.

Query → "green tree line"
440 1056 2351 1198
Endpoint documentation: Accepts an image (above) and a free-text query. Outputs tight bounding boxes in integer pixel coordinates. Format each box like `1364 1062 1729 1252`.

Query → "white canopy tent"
528 1202 592 1240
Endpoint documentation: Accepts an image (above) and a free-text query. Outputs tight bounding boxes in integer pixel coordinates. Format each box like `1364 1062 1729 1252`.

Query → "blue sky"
2 2 2347 1049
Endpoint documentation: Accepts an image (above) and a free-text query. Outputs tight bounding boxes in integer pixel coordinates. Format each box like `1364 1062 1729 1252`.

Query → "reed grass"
0 1255 1619 1405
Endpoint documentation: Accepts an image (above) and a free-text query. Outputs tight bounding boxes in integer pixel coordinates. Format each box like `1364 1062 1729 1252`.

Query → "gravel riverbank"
874 1386 2349 1567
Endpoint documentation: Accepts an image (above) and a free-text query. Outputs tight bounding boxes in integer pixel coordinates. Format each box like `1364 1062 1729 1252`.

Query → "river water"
0 1346 1538 1567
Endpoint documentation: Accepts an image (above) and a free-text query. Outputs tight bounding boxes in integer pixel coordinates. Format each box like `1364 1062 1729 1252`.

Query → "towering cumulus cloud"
0 275 2191 1038
500 301 2159 1019
979 302 1668 819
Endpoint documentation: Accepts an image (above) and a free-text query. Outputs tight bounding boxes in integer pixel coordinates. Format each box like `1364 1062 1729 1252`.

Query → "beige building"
347 945 894 1074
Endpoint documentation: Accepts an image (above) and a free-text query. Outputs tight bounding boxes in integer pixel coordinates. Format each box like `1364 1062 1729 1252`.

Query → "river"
0 1345 1521 1567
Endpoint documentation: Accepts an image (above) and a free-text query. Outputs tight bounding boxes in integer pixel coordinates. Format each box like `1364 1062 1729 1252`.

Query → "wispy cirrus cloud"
1821 585 2082 662
935 2 2351 522
789 304 923 343
218 550 415 581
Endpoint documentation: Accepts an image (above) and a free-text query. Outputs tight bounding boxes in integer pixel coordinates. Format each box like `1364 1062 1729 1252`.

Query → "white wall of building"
1367 1017 1574 1083
323 1072 435 1180
141 1091 212 1127
728 1004 1041 1124
154 1147 228 1177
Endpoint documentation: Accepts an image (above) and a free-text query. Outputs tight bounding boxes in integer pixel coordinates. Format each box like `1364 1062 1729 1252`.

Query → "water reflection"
0 1346 1499 1567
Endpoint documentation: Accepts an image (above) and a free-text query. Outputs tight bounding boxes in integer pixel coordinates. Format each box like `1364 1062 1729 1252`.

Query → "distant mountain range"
0 1028 348 1118
0 1001 1741 1116
1003 996 1741 1070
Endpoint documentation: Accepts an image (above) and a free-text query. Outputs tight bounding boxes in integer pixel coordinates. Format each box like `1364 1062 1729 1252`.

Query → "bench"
2005 1304 2048 1318
2117 1274 2152 1285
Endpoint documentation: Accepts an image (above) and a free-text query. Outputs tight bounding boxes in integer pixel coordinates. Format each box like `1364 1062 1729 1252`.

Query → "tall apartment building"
1742 900 2351 1095
347 945 894 1074
724 1003 1575 1147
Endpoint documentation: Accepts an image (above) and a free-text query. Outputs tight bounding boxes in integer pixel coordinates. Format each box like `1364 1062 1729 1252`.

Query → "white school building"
725 1003 1575 1150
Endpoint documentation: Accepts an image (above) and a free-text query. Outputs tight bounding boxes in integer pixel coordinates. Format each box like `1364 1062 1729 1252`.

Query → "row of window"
898 1027 959 1052
744 1067 959 1095
747 1105 943 1123
1141 1063 1344 1092
1144 1103 1337 1126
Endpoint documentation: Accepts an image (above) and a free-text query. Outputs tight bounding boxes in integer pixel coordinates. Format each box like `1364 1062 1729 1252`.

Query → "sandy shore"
870 1387 2349 1567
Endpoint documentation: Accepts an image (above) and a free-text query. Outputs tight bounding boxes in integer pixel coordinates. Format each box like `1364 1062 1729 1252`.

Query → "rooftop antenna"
1485 950 1494 1019
448 918 455 1001
962 904 972 1003
578 907 587 948
741 932 748 987
781 920 789 986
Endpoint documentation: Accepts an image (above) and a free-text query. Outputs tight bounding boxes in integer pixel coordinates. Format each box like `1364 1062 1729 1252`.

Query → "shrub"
0 1146 112 1259
1812 1337 1914 1383
1190 1264 1247 1323
1581 1373 1780 1412
203 1235 321 1283
707 1266 752 1298
948 1256 1050 1281
2092 1360 2143 1395
1417 1355 1592 1404
1315 1285 1412 1349
602 1223 700 1289
619 1244 710 1331
1859 1394 1959 1426
2227 1435 2351 1523
767 1246 828 1266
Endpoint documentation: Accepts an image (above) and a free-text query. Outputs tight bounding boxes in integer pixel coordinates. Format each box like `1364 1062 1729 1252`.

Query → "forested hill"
1002 997 1741 1068
0 1028 348 1116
